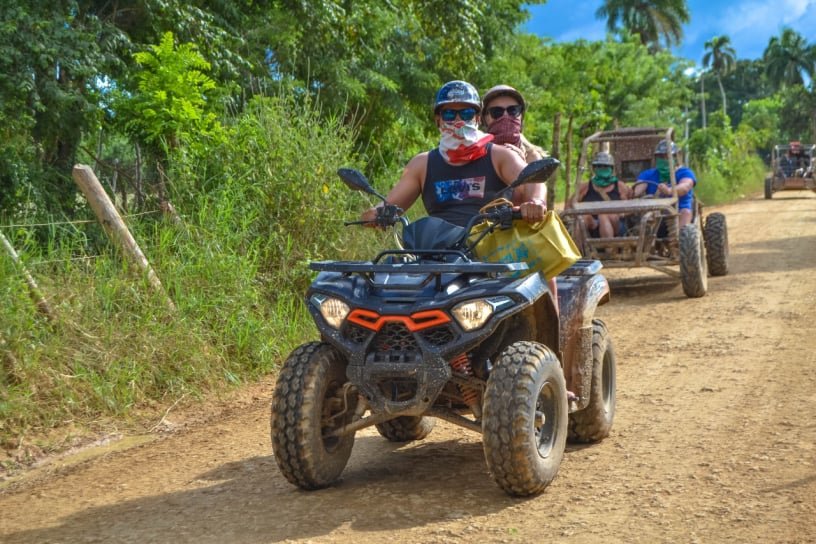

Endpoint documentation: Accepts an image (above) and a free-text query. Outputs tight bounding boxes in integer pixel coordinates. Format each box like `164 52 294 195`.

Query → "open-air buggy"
559 127 729 298
765 142 816 199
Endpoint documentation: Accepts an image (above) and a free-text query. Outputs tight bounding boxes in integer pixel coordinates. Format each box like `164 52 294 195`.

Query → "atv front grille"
344 321 457 351
373 322 418 352
420 325 455 346
345 323 371 344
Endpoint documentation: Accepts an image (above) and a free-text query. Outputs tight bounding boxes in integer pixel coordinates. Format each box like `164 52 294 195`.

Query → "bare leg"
598 214 621 238
679 209 692 228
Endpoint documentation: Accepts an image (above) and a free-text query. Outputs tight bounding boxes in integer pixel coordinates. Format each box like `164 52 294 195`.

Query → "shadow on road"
3 434 535 544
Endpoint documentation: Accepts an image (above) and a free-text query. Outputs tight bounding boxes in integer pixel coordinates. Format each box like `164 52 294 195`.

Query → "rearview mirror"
510 157 560 189
337 168 387 200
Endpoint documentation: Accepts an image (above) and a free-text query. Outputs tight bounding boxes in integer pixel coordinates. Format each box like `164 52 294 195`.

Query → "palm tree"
763 28 816 89
596 0 690 52
702 35 737 118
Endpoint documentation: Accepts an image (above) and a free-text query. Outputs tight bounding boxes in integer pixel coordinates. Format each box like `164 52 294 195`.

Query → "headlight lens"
312 295 350 329
452 299 493 331
451 297 513 331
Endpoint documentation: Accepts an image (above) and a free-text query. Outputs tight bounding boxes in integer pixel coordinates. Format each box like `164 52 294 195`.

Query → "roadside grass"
695 154 766 205
0 93 381 448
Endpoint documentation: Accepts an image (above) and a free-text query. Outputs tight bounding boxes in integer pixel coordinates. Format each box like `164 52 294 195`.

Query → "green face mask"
592 167 617 187
656 158 671 182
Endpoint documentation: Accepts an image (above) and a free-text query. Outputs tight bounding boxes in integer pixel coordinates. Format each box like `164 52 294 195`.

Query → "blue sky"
524 0 816 66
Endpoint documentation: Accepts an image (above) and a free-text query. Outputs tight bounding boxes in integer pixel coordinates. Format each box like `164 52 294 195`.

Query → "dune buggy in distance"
560 127 729 298
765 143 816 199
270 159 616 497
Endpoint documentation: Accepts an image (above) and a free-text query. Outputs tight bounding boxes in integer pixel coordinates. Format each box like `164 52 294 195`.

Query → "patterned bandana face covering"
438 119 494 164
487 115 522 146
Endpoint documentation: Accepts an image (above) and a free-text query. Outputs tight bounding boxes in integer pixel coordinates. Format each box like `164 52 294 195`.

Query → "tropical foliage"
596 0 690 51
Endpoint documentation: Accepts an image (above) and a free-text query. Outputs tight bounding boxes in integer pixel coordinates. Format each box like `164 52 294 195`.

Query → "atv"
270 159 616 497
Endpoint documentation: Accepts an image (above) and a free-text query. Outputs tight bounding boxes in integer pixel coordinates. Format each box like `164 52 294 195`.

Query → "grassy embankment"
0 95 391 455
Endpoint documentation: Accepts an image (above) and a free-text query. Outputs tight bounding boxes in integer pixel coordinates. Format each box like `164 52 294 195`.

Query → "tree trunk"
717 73 727 121
564 115 574 205
549 112 562 211
700 75 707 129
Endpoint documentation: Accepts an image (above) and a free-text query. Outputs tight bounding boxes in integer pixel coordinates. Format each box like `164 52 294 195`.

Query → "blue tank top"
421 144 507 227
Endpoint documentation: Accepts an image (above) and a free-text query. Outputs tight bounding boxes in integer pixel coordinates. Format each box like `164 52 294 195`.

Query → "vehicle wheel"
482 341 568 497
764 177 773 199
568 320 616 443
271 342 357 490
375 416 435 442
679 223 708 298
704 212 729 276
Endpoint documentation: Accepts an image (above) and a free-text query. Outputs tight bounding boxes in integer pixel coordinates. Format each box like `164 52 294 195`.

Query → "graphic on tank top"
433 176 486 203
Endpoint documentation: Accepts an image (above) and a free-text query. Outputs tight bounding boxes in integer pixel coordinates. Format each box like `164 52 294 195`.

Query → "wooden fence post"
0 230 57 321
72 164 176 311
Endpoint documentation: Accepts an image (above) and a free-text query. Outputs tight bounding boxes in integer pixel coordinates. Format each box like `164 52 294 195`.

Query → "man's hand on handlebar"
359 204 403 229
517 198 547 223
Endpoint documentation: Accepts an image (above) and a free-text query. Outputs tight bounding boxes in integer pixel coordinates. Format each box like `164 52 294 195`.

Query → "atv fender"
555 261 610 410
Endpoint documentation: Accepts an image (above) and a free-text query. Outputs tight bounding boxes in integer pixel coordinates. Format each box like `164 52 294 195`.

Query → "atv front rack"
310 250 528 290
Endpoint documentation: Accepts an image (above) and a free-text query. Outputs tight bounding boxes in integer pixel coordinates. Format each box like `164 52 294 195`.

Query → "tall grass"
0 93 382 446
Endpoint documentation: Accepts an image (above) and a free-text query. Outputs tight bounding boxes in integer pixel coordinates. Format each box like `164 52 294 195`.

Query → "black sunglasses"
440 108 478 122
487 105 523 119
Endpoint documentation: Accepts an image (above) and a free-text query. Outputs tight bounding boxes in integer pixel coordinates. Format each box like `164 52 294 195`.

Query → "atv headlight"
311 294 350 329
452 297 512 331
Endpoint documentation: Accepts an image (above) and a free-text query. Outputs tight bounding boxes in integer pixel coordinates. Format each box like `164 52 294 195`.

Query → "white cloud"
722 0 814 34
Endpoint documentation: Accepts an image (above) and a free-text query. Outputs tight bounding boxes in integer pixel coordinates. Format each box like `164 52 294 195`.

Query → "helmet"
434 81 481 113
654 139 678 156
591 151 615 167
482 84 526 112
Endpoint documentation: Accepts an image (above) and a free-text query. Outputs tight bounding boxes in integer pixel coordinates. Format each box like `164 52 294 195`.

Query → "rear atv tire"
482 341 568 497
568 320 616 443
679 223 708 298
764 176 773 199
704 212 729 277
375 416 435 442
271 342 357 490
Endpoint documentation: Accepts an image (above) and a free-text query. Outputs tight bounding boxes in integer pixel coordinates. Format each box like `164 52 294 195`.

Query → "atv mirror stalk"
512 157 560 188
337 168 388 201
496 158 560 200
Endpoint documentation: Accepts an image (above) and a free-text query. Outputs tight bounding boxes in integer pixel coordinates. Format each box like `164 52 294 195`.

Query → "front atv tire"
375 416 435 442
679 223 708 298
482 341 568 497
764 176 773 199
704 212 729 276
271 342 357 490
568 320 616 443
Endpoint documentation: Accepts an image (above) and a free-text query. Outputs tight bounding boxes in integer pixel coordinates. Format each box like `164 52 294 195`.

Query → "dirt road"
2 191 815 544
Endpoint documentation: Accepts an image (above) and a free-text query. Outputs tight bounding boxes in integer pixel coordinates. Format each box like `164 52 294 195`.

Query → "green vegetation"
1 1 815 445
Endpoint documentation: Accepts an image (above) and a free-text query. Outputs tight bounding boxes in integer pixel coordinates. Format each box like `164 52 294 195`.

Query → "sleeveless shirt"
422 144 506 227
583 181 622 203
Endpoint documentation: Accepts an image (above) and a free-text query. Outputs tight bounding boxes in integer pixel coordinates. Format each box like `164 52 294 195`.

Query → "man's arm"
361 153 426 223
